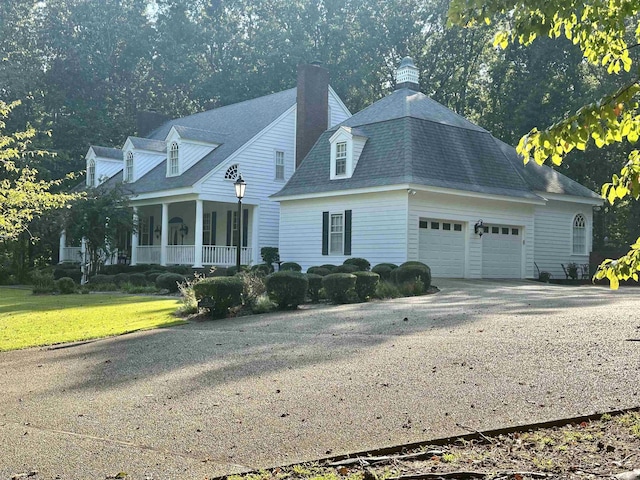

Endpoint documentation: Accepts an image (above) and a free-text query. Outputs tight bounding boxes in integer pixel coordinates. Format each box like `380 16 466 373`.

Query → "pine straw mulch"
225 410 640 480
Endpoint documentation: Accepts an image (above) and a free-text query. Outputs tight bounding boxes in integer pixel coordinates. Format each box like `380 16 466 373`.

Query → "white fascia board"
129 187 195 204
329 85 352 117
274 183 548 205
535 191 603 205
194 104 297 188
87 147 122 162
329 127 351 143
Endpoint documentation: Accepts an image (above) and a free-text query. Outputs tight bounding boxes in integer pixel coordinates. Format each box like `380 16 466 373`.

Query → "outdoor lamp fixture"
474 220 485 237
154 226 161 239
179 224 189 237
234 174 246 271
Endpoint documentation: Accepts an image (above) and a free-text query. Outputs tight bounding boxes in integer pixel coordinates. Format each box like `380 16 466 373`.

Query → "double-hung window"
275 151 285 180
330 213 344 254
87 159 95 186
125 152 133 182
169 142 179 176
335 142 347 176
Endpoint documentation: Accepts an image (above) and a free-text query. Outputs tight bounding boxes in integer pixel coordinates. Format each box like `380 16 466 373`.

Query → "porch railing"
202 246 252 266
167 245 195 265
137 246 161 265
61 247 82 263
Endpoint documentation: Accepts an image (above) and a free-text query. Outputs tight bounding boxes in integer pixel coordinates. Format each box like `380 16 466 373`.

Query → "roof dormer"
165 126 224 177
329 126 368 180
86 146 123 187
122 137 166 183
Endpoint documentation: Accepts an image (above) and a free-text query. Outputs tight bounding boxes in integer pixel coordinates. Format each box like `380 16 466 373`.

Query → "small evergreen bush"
322 273 357 304
375 280 401 299
250 263 272 276
155 272 186 292
320 264 337 272
145 271 164 283
90 274 117 285
88 282 118 292
265 271 308 309
120 282 157 294
371 264 393 280
54 265 82 283
226 265 248 276
306 273 323 302
344 258 370 271
114 273 131 285
260 246 279 270
392 263 431 290
128 272 148 286
353 271 380 301
193 276 244 318
279 262 302 272
251 294 278 314
376 262 398 270
399 261 429 269
307 266 331 276
333 264 359 273
167 265 190 275
56 276 77 294
100 264 131 275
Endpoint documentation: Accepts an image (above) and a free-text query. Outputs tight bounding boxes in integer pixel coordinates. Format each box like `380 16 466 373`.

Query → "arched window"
87 159 95 186
169 142 179 176
573 214 586 254
224 164 239 181
124 151 133 182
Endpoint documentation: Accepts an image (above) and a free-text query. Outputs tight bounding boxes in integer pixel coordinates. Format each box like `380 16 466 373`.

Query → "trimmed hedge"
371 264 393 280
114 273 131 285
307 266 331 276
374 262 398 270
322 273 357 304
90 274 117 285
145 271 164 283
320 264 337 272
250 263 272 276
155 272 186 292
333 264 359 273
266 271 308 309
392 262 431 291
193 276 244 318
129 272 148 286
56 277 77 294
279 262 302 272
353 271 380 301
306 273 323 303
399 261 428 269
54 266 82 284
344 258 370 271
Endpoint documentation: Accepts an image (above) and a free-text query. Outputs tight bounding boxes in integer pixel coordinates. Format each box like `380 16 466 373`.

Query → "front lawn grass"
0 287 185 352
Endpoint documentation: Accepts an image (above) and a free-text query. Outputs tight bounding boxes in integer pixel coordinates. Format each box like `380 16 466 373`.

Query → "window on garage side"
573 214 586 254
322 210 352 255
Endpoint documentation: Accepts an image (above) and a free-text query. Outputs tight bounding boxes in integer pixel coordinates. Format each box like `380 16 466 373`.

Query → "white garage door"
418 219 465 278
482 224 522 278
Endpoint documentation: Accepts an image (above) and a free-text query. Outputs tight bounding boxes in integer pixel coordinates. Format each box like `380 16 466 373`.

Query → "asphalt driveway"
1 279 639 479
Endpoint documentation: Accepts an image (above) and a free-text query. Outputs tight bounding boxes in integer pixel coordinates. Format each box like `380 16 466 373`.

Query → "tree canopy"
449 0 640 288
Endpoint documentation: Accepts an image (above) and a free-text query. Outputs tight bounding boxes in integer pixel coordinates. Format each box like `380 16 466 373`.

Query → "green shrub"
333 264 359 273
344 258 370 271
371 264 393 280
87 282 118 292
193 276 244 318
322 273 358 304
114 273 131 285
376 262 398 270
30 269 55 294
155 272 186 292
353 271 380 301
100 264 130 275
128 272 148 286
307 266 331 276
226 265 248 276
375 280 401 299
145 271 164 283
56 277 77 294
265 271 308 309
209 267 228 277
399 261 429 269
260 246 279 269
120 282 158 294
54 265 82 284
306 273 323 302
251 294 278 314
399 278 427 296
392 263 431 291
167 265 190 275
279 262 302 272
250 263 272 276
320 264 337 272
90 274 117 285
239 271 267 308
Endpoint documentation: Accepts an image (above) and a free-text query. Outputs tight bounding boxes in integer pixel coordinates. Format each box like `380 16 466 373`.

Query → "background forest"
1 0 637 279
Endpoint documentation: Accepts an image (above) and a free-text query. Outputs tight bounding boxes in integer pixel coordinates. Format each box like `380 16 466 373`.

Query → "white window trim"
87 158 95 187
572 213 587 255
329 212 344 255
168 142 179 177
275 150 285 180
124 151 134 183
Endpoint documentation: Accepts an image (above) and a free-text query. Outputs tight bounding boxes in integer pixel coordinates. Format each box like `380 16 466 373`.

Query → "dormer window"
335 142 347 176
87 158 95 187
124 151 133 182
168 142 179 176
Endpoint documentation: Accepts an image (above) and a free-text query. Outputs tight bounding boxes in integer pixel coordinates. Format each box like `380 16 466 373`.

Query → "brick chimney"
296 62 329 168
136 110 170 137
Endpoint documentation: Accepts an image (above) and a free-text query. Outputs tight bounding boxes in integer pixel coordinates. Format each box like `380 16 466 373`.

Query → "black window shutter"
242 208 249 247
226 210 232 246
344 209 352 256
322 211 329 255
211 212 217 245
149 215 154 246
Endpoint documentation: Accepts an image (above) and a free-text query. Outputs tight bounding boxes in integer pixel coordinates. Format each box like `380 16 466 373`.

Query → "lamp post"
234 174 246 271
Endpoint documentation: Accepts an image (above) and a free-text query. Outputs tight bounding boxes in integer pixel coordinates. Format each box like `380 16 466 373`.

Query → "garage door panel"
418 219 465 278
482 224 522 278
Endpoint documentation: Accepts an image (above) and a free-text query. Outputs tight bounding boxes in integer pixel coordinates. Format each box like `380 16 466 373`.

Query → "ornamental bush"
155 272 186 292
307 266 331 276
265 271 308 309
333 264 359 273
306 273 323 303
128 272 148 286
193 276 244 319
250 263 272 276
145 271 164 283
90 274 117 285
54 264 82 284
114 273 131 285
392 263 431 290
371 264 393 280
320 264 337 272
322 273 357 304
279 262 302 272
353 271 380 301
56 276 77 294
344 257 370 271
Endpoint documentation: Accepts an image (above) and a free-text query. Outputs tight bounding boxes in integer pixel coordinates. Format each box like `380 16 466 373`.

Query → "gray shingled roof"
172 125 228 144
128 137 166 153
273 88 600 201
122 88 297 194
90 146 122 160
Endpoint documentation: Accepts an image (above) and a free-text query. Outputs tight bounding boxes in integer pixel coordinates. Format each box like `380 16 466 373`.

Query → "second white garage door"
482 224 523 278
418 219 465 278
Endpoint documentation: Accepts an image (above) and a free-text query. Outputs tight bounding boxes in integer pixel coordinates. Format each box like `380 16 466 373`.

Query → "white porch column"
80 237 88 284
251 205 260 265
193 199 204 268
160 203 169 266
131 207 139 266
58 230 66 263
